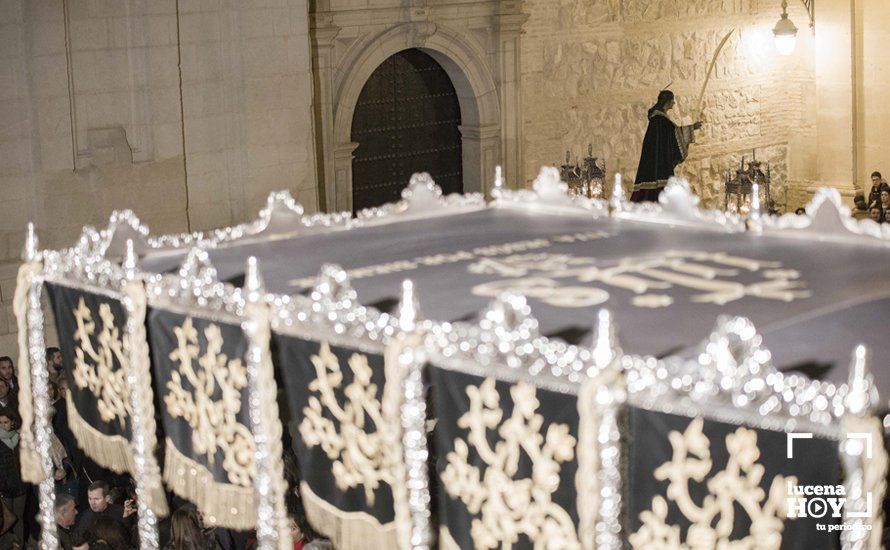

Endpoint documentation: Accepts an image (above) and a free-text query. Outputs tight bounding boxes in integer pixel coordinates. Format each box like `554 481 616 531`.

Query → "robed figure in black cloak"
631 90 702 202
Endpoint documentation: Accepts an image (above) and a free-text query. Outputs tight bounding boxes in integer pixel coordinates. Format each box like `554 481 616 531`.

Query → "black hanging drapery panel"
46 283 134 473
147 309 256 529
429 366 582 549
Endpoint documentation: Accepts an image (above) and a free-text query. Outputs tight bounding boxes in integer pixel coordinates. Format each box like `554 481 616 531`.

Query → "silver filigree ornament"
242 257 290 550
762 187 890 246
616 177 745 232
427 292 596 387
93 190 351 260
21 224 60 549
356 172 485 223
493 166 609 217
588 308 624 550
272 265 400 346
392 280 433 550
844 345 878 418
624 316 850 437
838 345 886 550
119 240 161 550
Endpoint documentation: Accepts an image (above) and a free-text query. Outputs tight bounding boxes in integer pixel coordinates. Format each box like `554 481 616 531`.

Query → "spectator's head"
57 375 69 398
871 171 882 186
55 492 78 528
47 381 58 403
0 379 9 401
881 188 890 206
0 357 13 383
170 505 204 549
288 515 304 543
45 347 62 370
108 486 128 505
92 516 130 548
0 407 19 433
88 480 111 512
794 207 806 216
869 206 883 223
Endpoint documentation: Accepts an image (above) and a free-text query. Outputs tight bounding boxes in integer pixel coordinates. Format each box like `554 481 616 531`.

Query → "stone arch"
328 22 501 211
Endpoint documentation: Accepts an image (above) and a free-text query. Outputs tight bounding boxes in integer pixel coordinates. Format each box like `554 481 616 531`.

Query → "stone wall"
521 0 818 210
0 0 317 260
0 0 316 353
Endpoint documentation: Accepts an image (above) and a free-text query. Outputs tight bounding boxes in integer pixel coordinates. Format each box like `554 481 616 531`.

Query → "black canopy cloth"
631 110 696 202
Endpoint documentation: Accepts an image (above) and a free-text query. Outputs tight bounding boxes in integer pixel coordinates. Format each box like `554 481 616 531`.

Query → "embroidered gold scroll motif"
441 378 580 549
163 317 254 487
299 342 394 504
630 418 795 549
73 298 130 427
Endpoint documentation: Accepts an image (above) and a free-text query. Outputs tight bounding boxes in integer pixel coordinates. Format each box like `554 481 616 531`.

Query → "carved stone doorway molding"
311 4 527 213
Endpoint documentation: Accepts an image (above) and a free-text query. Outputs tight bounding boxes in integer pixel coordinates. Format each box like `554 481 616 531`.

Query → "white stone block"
29 54 69 97
70 18 109 51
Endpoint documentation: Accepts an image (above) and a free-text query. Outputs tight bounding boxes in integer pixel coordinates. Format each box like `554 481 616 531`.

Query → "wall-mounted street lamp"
773 0 815 56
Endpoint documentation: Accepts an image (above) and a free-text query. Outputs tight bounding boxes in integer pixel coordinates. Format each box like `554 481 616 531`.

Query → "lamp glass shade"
773 13 798 55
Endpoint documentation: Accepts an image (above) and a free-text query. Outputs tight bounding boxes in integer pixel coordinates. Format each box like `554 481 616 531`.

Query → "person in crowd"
794 207 807 215
166 505 220 550
0 357 17 395
0 379 16 412
57 375 69 400
46 347 63 377
0 408 28 545
855 171 885 210
196 506 236 550
880 184 890 211
78 480 136 541
90 515 134 550
869 205 884 224
56 492 88 550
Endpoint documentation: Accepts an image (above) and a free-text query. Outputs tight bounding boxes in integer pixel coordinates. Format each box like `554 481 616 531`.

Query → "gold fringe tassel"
163 439 257 531
66 396 134 474
122 281 169 517
13 262 44 483
300 482 397 550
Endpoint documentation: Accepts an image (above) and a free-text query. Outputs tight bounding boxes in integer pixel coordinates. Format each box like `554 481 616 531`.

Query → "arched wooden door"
350 48 463 214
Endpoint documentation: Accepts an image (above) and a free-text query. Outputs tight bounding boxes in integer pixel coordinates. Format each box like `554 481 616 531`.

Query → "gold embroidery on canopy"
299 342 394 505
441 378 581 549
630 418 795 549
163 317 254 487
73 298 130 426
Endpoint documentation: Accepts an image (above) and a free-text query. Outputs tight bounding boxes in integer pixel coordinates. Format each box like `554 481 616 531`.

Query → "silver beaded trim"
762 187 890 247
614 177 746 233
492 166 610 218
624 315 849 439
424 292 596 390
269 264 401 349
355 172 486 224
27 276 59 550
393 340 432 550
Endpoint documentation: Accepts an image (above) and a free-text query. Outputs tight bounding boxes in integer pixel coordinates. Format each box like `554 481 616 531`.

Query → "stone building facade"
0 0 888 352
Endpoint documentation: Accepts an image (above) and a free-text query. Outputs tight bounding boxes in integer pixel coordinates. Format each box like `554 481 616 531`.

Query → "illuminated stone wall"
521 0 818 211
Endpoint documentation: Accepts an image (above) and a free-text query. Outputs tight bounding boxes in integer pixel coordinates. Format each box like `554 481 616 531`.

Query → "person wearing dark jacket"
76 480 136 544
55 493 88 550
855 171 885 211
0 408 28 544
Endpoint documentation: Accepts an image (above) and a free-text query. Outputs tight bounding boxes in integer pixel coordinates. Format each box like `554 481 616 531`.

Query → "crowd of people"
0 351 331 550
855 170 890 223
